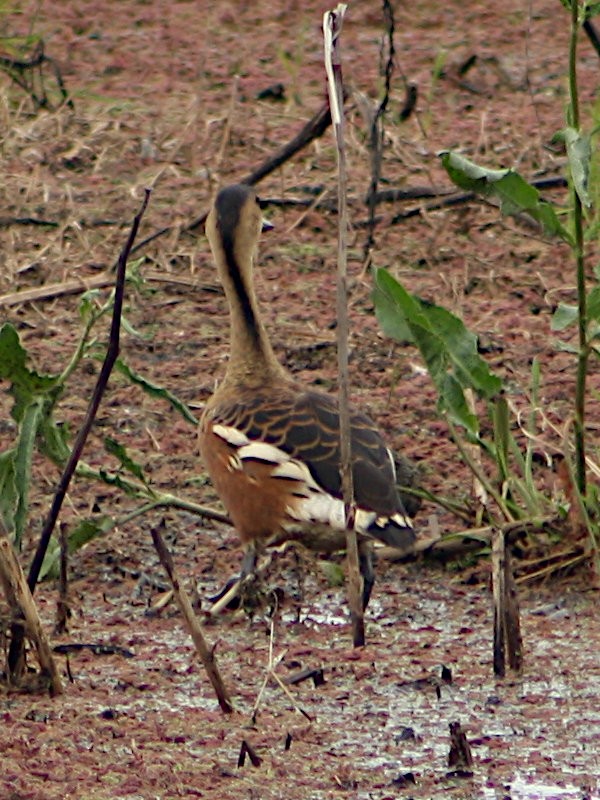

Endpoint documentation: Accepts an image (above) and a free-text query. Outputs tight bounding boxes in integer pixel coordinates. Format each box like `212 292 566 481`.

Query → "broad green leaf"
564 127 592 208
373 268 502 431
39 515 115 581
551 302 579 331
0 325 64 547
439 151 574 246
371 276 415 343
114 358 197 425
104 436 148 485
0 323 60 422
440 373 480 435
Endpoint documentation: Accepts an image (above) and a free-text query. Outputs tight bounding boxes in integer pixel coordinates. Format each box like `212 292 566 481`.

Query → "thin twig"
363 0 396 271
151 519 233 714
7 190 151 676
251 615 311 722
324 4 365 648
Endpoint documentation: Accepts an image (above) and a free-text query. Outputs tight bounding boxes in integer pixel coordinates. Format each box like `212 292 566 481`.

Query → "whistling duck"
199 184 415 610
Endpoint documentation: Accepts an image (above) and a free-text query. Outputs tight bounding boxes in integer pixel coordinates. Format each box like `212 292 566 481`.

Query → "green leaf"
0 449 18 538
121 314 152 340
587 286 600 322
98 468 143 496
584 1 600 19
0 325 65 548
439 151 574 246
78 289 102 321
371 275 415 344
104 436 148 485
114 358 198 425
13 398 44 548
564 127 592 208
440 373 480 435
373 268 502 431
37 415 71 466
556 340 579 353
0 323 60 422
551 302 579 331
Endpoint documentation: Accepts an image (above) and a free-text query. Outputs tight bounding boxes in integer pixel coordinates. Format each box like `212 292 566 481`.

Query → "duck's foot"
208 545 294 617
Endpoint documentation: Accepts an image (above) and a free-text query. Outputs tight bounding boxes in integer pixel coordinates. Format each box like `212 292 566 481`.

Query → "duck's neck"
218 239 284 386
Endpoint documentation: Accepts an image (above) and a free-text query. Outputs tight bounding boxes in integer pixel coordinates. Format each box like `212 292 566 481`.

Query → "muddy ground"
1 1 600 798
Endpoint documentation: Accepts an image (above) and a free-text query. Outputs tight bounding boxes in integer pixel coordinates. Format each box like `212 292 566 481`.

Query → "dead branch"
492 527 523 677
0 175 567 311
0 533 63 694
7 190 151 677
151 520 233 714
0 216 59 228
129 99 334 257
0 270 220 309
356 175 569 229
447 721 474 772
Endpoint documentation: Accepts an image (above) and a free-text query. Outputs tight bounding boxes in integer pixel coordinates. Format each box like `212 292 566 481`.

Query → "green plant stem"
569 0 588 497
446 418 515 523
75 462 230 524
57 304 105 386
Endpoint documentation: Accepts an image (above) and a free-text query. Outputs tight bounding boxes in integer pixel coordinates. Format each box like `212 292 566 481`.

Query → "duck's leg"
240 542 258 579
208 543 258 615
358 540 375 611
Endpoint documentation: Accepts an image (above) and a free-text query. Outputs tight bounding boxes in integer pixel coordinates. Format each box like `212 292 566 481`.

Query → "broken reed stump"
0 534 63 695
492 526 523 677
150 520 233 714
447 721 474 774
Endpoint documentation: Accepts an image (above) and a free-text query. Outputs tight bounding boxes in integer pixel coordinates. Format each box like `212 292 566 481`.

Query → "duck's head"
205 184 271 271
